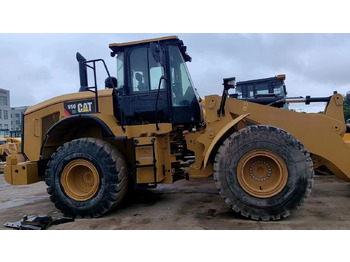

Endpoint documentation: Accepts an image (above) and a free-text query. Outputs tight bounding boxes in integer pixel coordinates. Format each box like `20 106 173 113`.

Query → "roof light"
277 74 286 80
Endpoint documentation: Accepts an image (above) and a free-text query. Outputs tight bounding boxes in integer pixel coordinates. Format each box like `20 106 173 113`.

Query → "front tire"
213 125 314 221
45 138 129 218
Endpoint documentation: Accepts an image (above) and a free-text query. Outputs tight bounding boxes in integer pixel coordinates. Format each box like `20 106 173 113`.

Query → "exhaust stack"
76 52 88 92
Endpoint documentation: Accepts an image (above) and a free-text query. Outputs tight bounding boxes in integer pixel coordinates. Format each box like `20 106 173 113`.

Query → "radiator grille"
42 112 60 137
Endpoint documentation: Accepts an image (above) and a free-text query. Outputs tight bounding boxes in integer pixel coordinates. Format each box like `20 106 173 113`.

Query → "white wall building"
11 106 27 131
0 88 11 131
0 88 28 137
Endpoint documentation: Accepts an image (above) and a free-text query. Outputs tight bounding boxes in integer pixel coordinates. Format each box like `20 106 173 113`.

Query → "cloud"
0 33 349 113
180 34 350 112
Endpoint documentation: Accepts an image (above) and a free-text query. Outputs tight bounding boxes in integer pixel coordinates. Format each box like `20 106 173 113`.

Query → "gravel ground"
1 172 350 230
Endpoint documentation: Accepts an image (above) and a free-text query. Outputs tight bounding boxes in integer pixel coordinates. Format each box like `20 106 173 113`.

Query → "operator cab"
109 36 202 126
230 74 288 109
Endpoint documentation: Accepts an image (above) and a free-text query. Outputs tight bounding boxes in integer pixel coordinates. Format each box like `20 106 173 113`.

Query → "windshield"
168 45 199 107
273 84 286 96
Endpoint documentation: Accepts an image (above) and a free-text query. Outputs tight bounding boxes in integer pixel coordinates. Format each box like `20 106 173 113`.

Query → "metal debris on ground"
3 215 74 230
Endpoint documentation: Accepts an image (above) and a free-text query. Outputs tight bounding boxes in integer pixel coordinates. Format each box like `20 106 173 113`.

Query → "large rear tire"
213 125 314 221
45 138 129 218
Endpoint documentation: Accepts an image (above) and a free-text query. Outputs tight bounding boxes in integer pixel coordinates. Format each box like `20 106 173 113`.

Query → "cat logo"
78 102 93 113
64 99 95 116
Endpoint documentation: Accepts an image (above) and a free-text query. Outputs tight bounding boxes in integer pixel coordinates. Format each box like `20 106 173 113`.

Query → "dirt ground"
1 172 350 230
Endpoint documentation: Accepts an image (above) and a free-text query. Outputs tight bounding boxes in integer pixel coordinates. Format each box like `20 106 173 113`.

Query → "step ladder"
133 137 157 188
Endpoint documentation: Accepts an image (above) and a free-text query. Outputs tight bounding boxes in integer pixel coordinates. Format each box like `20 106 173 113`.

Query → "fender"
39 114 116 159
203 114 250 168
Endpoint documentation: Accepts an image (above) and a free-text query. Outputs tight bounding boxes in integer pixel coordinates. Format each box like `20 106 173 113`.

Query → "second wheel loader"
4 36 350 221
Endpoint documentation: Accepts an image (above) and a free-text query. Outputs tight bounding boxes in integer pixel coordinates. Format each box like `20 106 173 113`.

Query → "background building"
0 88 27 137
0 89 11 133
11 106 27 131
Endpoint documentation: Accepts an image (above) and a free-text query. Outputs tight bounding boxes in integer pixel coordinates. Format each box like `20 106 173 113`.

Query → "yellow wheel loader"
4 36 350 221
0 136 21 162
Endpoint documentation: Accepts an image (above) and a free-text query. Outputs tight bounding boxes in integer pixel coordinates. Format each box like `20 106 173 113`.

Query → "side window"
129 47 165 93
235 86 243 99
244 85 254 98
116 52 124 89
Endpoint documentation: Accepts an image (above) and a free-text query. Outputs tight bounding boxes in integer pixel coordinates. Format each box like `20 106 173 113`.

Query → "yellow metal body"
22 89 173 162
186 93 350 182
344 133 350 142
3 82 350 185
4 89 177 185
134 136 173 184
4 155 39 185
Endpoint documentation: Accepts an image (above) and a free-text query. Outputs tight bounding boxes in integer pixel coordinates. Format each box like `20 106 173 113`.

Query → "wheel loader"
0 136 21 161
4 36 350 221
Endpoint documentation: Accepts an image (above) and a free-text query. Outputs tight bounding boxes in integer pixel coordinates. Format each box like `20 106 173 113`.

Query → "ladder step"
134 143 154 148
136 164 155 168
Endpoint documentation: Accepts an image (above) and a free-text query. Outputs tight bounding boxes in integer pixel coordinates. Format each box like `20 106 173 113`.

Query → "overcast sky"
1 33 350 113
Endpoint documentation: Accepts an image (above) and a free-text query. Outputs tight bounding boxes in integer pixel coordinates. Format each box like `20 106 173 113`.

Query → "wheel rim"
237 150 288 198
61 159 100 201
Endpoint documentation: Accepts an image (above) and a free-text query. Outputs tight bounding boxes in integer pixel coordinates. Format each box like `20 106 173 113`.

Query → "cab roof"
236 75 286 86
109 35 191 62
109 35 179 51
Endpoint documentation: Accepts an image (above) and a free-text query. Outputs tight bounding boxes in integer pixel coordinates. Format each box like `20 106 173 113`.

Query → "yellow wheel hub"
61 159 100 201
237 150 288 198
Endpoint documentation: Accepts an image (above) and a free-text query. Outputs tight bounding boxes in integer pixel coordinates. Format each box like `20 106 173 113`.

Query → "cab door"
120 46 170 125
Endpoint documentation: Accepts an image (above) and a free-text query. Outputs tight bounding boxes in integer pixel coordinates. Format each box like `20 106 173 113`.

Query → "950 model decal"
64 99 96 116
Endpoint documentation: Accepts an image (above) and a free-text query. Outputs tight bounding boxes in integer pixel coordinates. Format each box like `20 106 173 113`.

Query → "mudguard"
203 114 250 168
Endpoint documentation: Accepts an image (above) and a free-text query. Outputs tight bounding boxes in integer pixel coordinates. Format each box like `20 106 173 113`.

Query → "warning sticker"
64 99 96 116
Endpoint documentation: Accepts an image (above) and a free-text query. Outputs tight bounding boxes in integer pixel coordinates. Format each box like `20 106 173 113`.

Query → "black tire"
213 125 314 221
45 137 129 218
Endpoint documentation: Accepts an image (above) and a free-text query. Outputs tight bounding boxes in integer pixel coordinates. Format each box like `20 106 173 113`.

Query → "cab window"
129 47 165 93
168 45 197 106
116 52 124 89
